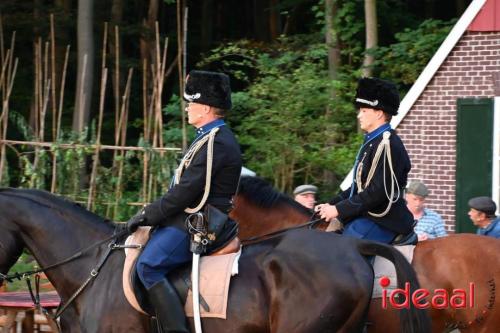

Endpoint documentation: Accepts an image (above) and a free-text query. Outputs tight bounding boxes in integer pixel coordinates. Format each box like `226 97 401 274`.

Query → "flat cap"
293 184 318 196
406 180 429 197
468 196 497 216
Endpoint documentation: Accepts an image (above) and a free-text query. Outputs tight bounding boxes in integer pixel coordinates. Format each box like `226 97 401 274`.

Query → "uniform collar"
195 119 225 139
364 123 391 142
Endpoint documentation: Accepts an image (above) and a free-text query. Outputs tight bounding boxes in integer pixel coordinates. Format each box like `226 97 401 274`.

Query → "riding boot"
147 279 189 333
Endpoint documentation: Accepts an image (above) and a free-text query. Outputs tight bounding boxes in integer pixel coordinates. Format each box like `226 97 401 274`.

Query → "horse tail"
356 240 431 333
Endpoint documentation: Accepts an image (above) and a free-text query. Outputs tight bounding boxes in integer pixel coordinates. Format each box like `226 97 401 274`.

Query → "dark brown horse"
0 188 430 333
231 176 500 333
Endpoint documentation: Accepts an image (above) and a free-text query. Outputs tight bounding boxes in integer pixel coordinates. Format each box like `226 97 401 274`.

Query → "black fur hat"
355 77 400 115
184 70 232 110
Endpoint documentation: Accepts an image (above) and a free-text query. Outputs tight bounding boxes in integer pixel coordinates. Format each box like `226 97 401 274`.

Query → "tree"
362 0 377 77
325 0 341 86
73 0 94 133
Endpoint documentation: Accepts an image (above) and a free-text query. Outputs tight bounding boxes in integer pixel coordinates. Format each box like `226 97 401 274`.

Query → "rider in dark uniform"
315 78 413 243
127 70 242 333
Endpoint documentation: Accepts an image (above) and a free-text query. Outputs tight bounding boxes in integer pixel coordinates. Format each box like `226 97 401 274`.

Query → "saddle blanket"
184 250 240 319
372 245 416 298
123 227 241 319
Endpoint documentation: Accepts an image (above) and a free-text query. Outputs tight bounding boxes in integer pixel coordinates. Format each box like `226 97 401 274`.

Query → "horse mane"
0 187 116 228
237 176 311 215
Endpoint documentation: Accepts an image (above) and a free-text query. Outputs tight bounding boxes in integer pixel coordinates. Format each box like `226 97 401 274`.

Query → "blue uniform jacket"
329 129 414 235
143 125 242 231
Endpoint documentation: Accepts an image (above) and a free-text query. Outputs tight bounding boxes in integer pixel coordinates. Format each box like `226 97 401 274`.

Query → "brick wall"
397 31 500 232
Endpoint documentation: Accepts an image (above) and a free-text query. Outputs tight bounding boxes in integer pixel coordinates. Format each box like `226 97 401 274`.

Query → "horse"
0 188 430 333
230 176 500 333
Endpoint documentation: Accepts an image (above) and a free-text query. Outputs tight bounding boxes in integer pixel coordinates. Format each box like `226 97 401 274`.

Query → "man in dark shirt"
468 196 500 239
315 77 414 243
127 70 242 332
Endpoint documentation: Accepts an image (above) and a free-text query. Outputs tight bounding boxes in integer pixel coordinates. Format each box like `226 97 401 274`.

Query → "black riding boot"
147 279 189 333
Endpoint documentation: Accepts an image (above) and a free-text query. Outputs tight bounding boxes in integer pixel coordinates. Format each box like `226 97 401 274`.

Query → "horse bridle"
0 228 132 330
241 212 328 244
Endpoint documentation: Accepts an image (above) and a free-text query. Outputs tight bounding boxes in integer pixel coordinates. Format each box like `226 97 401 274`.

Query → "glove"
127 210 147 234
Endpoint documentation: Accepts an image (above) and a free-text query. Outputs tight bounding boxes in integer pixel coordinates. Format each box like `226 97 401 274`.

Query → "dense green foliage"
0 0 461 203
373 18 458 85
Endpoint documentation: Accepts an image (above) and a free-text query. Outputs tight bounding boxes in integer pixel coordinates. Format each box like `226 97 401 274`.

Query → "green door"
456 98 494 233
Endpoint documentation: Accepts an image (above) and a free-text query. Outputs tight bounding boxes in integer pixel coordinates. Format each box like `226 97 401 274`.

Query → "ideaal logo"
379 276 475 309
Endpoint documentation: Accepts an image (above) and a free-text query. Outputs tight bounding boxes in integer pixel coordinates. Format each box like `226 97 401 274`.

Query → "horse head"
0 188 117 291
231 176 316 239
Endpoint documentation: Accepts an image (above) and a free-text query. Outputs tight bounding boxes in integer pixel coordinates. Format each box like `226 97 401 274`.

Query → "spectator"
468 196 500 239
405 180 447 241
293 184 318 210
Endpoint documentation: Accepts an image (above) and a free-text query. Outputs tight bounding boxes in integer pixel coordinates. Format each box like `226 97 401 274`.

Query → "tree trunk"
29 0 43 132
140 0 159 65
269 0 281 39
323 0 342 187
455 0 467 15
362 0 377 77
73 0 95 132
200 0 214 51
325 0 341 87
424 0 435 18
254 0 269 41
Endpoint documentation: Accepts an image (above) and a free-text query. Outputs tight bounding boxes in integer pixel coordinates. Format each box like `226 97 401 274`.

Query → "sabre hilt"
186 212 208 255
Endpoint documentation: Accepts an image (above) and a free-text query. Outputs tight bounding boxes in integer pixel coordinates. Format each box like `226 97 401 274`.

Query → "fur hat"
355 77 400 115
184 70 232 110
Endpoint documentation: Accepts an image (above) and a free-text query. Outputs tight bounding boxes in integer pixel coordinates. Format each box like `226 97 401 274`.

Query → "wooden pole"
0 139 179 152
0 56 17 183
113 68 133 218
51 45 70 193
113 25 120 151
142 59 149 202
50 14 57 142
176 0 186 151
87 68 108 209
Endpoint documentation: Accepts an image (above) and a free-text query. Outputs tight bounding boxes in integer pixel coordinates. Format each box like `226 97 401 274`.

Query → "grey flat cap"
406 180 429 197
293 184 318 196
468 196 497 216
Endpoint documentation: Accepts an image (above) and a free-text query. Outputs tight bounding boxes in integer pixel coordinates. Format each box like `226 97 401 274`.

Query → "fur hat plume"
355 77 400 115
183 70 232 110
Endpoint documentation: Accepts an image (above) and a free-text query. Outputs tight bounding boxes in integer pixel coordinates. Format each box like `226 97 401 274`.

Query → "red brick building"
343 0 500 233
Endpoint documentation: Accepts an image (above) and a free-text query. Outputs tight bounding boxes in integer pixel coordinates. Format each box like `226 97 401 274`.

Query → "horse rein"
0 228 131 329
241 212 327 244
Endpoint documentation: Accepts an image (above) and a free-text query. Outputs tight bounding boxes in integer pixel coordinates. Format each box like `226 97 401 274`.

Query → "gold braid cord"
355 131 400 218
174 127 220 214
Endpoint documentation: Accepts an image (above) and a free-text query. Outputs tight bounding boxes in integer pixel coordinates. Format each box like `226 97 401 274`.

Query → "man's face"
357 107 384 133
406 193 426 212
468 208 486 227
294 193 316 209
185 102 208 128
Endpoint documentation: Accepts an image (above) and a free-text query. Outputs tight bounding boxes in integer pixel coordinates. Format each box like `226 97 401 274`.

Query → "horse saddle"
122 227 241 318
372 244 416 298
